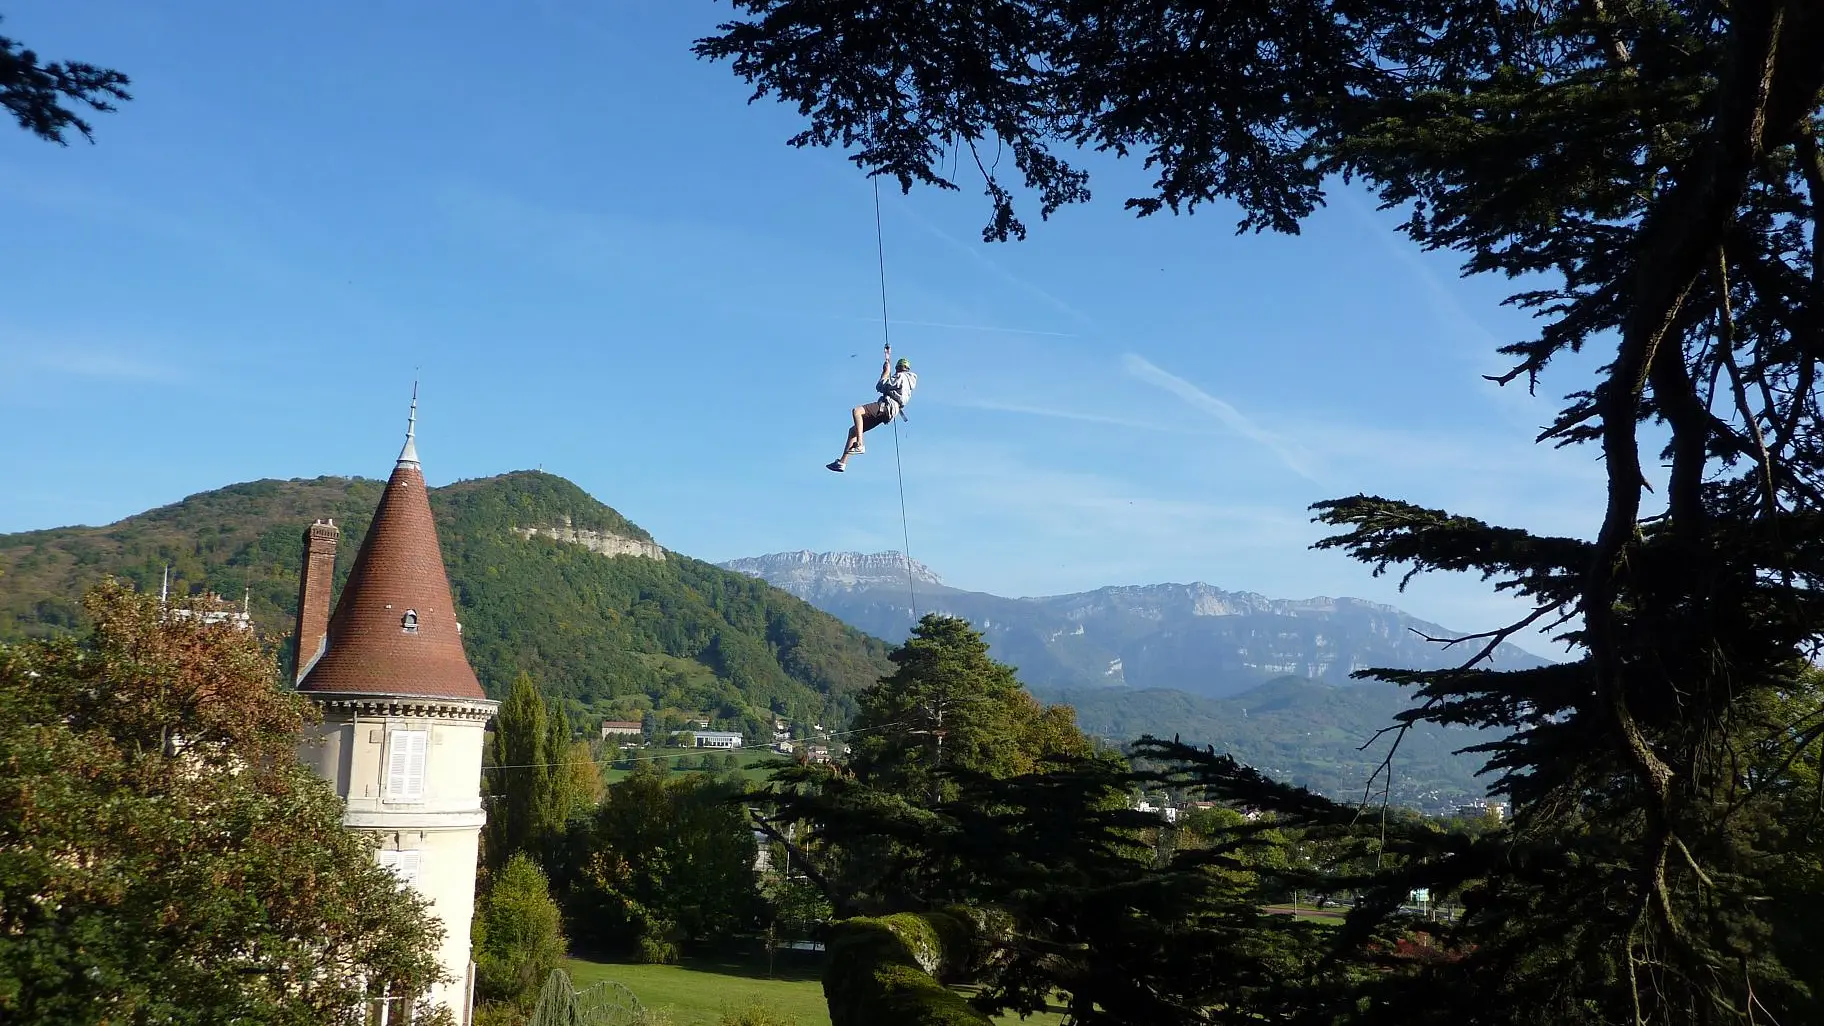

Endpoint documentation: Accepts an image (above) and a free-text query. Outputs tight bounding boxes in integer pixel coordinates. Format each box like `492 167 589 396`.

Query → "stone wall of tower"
299 696 492 1023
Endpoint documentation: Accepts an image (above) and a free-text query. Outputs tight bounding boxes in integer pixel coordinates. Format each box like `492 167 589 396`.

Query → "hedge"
822 911 993 1026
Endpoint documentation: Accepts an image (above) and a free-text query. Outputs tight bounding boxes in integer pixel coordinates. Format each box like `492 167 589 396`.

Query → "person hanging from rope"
828 344 916 473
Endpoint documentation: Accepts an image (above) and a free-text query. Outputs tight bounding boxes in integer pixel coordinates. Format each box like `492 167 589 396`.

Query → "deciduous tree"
565 771 761 960
0 581 448 1024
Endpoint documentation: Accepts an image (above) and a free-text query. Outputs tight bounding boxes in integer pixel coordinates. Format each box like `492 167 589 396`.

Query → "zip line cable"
873 175 920 622
872 175 941 780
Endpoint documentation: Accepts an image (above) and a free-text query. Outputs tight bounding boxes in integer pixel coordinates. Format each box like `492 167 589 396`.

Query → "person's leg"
850 405 869 453
833 405 868 470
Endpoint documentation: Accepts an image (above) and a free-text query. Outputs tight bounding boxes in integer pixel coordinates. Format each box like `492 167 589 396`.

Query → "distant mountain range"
719 550 1535 807
719 550 1547 698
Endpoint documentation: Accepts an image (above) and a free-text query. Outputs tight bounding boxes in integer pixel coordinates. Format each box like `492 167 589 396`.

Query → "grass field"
565 953 1069 1026
566 954 831 1026
599 745 788 786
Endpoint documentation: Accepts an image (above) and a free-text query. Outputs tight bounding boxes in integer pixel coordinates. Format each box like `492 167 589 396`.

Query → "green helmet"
895 357 911 371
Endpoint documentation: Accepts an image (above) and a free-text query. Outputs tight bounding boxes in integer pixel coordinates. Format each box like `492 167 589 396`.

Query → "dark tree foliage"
699 2 1824 1023
749 616 1104 918
0 16 129 143
761 750 1350 1024
555 766 762 961
482 672 589 878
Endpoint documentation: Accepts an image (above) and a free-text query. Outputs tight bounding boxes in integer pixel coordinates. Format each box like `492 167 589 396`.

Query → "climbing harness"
871 176 921 621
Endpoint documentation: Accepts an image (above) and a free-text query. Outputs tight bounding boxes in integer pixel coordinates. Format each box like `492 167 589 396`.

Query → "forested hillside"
1040 678 1496 808
0 472 893 733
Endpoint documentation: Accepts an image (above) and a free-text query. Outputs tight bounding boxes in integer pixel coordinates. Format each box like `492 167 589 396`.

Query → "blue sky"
0 3 1611 656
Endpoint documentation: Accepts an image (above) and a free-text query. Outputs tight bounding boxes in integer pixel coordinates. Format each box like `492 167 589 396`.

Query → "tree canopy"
558 766 762 962
750 615 1106 918
848 614 1096 801
0 581 449 1024
698 2 1824 1022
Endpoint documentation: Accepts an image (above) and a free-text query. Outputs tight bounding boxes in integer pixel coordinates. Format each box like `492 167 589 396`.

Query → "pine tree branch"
1716 248 1783 522
751 814 839 907
1408 601 1563 672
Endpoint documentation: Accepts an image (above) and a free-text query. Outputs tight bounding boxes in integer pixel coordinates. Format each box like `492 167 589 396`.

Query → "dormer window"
402 609 419 633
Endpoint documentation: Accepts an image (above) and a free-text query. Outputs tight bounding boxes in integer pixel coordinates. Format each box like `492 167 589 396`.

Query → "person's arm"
879 344 892 382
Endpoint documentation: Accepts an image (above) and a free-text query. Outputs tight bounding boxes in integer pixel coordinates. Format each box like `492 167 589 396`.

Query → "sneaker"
847 444 865 455
826 461 845 473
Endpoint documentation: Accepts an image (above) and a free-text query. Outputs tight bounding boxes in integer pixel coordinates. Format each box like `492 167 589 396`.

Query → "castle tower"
295 396 495 1024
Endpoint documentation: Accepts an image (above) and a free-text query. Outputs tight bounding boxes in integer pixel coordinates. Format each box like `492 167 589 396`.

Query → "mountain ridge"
719 549 1547 696
719 550 944 596
722 550 1516 805
0 473 893 739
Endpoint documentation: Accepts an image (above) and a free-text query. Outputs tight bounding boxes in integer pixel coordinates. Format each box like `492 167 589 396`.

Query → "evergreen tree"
1 17 130 144
485 673 583 875
473 853 567 1017
752 615 1103 915
849 614 1095 801
699 3 1824 1022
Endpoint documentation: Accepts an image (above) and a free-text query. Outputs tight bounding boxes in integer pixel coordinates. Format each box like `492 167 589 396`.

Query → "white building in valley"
292 400 497 1024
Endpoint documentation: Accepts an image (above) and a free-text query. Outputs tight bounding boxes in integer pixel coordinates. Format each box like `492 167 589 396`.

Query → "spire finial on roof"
398 381 420 465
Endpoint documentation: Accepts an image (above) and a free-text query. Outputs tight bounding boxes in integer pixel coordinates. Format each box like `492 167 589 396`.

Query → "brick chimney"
293 519 339 683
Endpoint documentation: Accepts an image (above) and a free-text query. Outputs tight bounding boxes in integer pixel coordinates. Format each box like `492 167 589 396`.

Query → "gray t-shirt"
880 369 917 410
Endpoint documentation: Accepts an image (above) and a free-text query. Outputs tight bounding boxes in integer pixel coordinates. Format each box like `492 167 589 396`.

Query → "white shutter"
396 849 423 888
385 729 428 801
385 732 410 798
376 848 424 889
404 730 428 801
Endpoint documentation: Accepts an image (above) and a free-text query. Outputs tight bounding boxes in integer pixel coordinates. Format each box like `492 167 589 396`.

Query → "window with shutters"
376 848 424 889
383 729 428 802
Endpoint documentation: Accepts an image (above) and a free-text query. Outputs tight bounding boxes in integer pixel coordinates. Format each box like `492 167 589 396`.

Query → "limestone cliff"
721 549 940 598
513 516 665 561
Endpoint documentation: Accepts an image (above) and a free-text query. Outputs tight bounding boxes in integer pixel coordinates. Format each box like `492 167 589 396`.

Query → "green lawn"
565 954 1068 1026
600 746 790 786
565 954 831 1026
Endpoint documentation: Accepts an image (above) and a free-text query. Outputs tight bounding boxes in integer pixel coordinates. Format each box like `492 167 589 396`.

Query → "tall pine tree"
483 673 584 876
698 3 1824 1022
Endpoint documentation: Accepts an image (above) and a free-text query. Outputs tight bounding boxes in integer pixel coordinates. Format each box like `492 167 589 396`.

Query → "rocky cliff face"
514 518 665 561
720 550 942 597
719 551 1549 697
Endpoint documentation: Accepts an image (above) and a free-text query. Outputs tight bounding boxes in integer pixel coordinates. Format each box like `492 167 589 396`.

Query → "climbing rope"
892 420 918 619
873 176 920 622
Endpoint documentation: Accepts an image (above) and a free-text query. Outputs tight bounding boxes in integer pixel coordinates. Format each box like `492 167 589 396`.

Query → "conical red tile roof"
298 444 487 702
